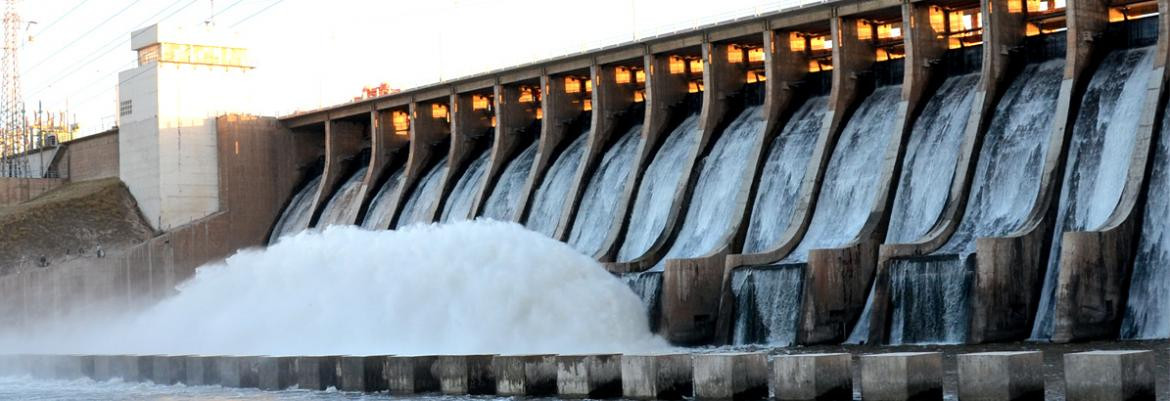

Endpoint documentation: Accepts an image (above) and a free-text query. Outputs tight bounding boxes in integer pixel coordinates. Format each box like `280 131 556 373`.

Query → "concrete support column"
1064 350 1154 401
184 355 218 386
772 353 852 401
556 354 622 398
293 355 339 391
258 356 295 390
476 81 543 221
492 354 558 396
306 119 366 226
692 353 768 400
338 355 388 392
381 98 452 229
435 354 497 395
353 107 409 224
558 61 639 244
1049 0 1170 343
150 355 185 385
432 88 496 222
621 354 694 400
384 355 440 394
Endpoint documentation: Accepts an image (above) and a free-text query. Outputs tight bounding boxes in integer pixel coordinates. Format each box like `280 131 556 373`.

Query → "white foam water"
781 85 902 263
659 106 764 265
568 125 643 257
742 96 826 253
441 151 490 223
360 168 404 229
0 221 667 356
482 142 538 221
315 167 369 227
527 132 589 237
1121 84 1170 339
268 175 323 245
396 158 449 228
618 114 702 262
1032 47 1152 339
730 265 803 345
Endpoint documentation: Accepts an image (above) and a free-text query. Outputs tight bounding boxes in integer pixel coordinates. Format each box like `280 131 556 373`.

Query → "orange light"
635 69 646 83
687 80 703 93
857 20 873 41
583 99 592 111
669 56 686 74
565 76 582 93
472 95 490 110
877 23 902 40
747 47 765 62
392 110 410 135
519 87 535 103
1026 22 1041 36
1109 8 1126 22
491 116 497 127
634 90 645 102
431 103 448 120
929 6 947 33
536 107 543 120
809 35 831 51
727 44 744 63
688 59 703 74
789 32 805 52
584 79 592 92
746 70 766 83
615 66 631 84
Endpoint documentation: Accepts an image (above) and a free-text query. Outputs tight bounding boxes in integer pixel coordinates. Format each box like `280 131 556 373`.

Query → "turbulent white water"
618 114 702 262
441 152 490 223
1121 88 1170 339
886 74 980 243
483 142 538 221
730 266 803 345
621 271 663 331
884 60 1064 345
1032 47 1152 339
360 168 404 229
268 175 323 245
568 125 643 257
527 132 589 237
0 221 667 356
396 159 449 229
316 167 369 228
781 85 902 263
660 106 764 265
742 96 826 253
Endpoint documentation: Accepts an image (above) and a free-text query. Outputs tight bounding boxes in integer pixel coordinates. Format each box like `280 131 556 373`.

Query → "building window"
119 100 133 116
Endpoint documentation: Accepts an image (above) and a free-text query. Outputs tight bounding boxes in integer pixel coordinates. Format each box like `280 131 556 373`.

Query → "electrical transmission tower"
0 0 25 177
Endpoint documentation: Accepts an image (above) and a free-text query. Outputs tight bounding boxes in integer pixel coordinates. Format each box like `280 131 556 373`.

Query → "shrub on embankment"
0 178 153 272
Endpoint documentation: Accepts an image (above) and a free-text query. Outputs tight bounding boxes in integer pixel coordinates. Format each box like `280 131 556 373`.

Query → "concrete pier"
54 355 85 380
258 356 296 391
384 355 439 394
557 354 622 398
860 352 943 401
957 351 1043 401
135 355 155 383
111 355 141 382
216 356 261 388
1064 350 1154 401
149 355 185 385
293 355 338 391
338 355 388 392
435 354 496 395
493 354 558 396
772 353 852 401
90 355 115 381
692 353 768 400
621 354 693 400
183 355 218 385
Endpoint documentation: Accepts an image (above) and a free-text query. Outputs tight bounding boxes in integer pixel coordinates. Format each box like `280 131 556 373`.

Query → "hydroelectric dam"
4 0 1170 398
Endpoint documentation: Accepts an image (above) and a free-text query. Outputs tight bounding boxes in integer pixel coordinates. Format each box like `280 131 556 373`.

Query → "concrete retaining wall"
0 178 64 206
58 129 120 181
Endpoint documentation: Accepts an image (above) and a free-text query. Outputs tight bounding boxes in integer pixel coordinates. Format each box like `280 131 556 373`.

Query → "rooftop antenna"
205 0 215 26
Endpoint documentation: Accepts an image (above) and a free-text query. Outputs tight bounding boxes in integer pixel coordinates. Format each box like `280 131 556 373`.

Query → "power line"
229 0 287 28
26 0 199 99
30 0 92 39
22 0 145 73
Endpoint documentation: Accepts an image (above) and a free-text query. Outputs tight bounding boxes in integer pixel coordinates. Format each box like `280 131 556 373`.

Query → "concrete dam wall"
263 0 1170 348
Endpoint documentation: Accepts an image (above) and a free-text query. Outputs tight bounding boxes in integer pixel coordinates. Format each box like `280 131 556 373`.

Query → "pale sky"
20 0 807 137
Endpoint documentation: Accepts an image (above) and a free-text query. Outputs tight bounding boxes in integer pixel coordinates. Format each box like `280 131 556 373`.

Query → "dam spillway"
16 0 1170 375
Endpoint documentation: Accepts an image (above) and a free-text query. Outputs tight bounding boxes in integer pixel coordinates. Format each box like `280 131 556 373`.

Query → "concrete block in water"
91 355 116 381
183 355 219 385
51 355 85 380
258 356 296 390
772 353 852 401
135 355 156 383
338 355 388 392
621 354 693 400
1064 350 1154 401
860 352 942 401
216 356 261 388
557 354 622 398
293 356 339 391
111 355 140 382
384 355 439 394
435 354 496 395
958 351 1043 401
150 355 187 385
693 352 768 400
492 354 558 396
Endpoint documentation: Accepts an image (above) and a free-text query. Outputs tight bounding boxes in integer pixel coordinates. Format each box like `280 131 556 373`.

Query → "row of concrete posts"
0 350 1158 400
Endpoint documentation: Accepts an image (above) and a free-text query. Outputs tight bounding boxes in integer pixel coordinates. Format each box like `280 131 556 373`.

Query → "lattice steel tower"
0 0 24 177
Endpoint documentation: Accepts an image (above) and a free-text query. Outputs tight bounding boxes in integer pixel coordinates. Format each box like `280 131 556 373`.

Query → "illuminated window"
1026 23 1041 36
432 104 449 120
930 6 947 32
565 76 582 93
669 56 686 74
392 110 410 135
809 35 832 51
491 116 497 127
585 79 592 92
727 44 744 63
746 70 766 83
789 32 806 52
877 23 902 39
519 87 535 103
688 59 703 74
615 66 631 84
634 89 645 102
536 108 543 120
137 44 160 66
747 47 765 62
635 69 646 83
583 99 592 111
472 95 491 110
857 20 873 41
688 80 704 93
